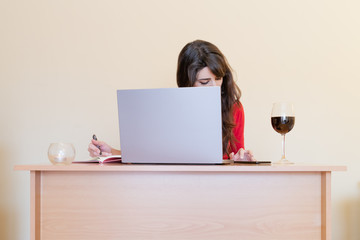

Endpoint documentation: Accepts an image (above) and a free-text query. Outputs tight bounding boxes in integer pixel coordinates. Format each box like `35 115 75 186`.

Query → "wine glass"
48 143 76 165
271 102 295 164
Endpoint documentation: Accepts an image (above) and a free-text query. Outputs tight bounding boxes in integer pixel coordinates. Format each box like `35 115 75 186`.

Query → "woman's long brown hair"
176 40 242 156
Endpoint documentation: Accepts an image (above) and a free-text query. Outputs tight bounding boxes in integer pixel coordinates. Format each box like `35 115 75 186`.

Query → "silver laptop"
117 87 223 164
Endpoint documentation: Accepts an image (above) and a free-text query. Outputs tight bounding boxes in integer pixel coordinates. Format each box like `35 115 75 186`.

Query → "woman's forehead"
197 66 224 79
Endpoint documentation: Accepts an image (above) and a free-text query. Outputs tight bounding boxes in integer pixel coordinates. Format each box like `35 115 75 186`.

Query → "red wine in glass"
271 116 295 135
271 103 295 164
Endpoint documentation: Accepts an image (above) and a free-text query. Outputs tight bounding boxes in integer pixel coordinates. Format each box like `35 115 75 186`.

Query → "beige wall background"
1 0 359 239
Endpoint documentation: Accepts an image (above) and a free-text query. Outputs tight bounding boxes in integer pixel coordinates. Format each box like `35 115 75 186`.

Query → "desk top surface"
14 163 347 172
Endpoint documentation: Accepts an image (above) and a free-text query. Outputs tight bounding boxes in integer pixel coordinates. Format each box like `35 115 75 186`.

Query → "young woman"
88 40 254 161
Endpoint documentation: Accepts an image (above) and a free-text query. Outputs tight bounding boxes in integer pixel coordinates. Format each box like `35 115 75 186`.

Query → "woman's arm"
230 103 256 161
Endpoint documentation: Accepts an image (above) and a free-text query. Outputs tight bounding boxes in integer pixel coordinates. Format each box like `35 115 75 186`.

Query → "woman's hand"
229 148 256 162
88 139 113 157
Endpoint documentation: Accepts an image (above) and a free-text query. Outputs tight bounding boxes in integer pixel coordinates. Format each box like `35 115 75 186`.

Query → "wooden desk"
15 163 346 240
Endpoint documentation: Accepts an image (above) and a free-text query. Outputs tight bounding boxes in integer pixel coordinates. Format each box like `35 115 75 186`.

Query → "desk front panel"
39 171 321 240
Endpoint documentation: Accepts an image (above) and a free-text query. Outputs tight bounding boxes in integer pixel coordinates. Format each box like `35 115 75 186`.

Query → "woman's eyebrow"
198 78 211 81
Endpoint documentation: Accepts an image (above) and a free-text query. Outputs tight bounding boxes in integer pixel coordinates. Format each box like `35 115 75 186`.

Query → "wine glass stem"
281 134 286 160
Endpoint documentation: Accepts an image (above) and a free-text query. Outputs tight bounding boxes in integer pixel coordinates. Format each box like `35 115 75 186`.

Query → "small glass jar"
48 143 76 165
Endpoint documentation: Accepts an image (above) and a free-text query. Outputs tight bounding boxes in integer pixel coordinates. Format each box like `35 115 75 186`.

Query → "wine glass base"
273 159 294 165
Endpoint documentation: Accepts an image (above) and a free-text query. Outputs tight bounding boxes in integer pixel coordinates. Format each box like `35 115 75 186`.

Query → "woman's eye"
200 81 210 85
215 77 222 81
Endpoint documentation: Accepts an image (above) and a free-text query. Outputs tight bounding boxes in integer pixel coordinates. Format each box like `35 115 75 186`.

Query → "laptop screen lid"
117 87 223 164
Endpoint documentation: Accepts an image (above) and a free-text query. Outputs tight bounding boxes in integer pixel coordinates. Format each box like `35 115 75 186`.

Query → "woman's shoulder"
233 101 244 115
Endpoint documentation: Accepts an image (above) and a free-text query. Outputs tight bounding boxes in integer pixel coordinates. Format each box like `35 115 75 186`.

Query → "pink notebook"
73 155 122 164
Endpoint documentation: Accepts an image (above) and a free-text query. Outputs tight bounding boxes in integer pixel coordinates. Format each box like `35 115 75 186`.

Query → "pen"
92 134 102 156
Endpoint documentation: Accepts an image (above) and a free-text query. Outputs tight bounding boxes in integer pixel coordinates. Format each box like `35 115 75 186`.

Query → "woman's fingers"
239 148 245 159
88 143 100 157
245 150 256 161
234 148 256 162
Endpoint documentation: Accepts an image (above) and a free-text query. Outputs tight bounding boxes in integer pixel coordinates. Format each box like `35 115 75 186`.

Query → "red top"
223 103 245 159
